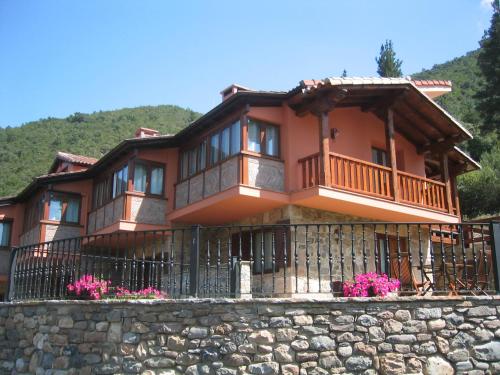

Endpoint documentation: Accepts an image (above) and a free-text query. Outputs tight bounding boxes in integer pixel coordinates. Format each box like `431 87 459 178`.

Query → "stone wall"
19 225 40 247
88 197 124 234
44 225 81 243
247 157 284 192
1 297 500 375
130 197 166 225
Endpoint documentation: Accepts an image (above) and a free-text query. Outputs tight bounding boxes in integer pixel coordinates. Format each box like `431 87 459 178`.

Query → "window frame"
46 191 82 225
0 219 13 248
245 118 280 158
92 163 129 210
371 147 389 167
131 159 166 197
178 116 242 182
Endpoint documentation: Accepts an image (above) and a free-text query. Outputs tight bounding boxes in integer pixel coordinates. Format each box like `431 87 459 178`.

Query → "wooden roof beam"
397 98 446 138
293 88 348 117
361 88 409 113
392 108 431 144
417 135 461 155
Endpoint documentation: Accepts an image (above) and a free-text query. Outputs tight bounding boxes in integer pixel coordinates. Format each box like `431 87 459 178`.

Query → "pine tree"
476 0 500 133
341 69 348 77
375 40 403 77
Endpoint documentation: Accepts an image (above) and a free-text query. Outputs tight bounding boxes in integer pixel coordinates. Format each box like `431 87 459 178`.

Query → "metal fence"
6 222 500 301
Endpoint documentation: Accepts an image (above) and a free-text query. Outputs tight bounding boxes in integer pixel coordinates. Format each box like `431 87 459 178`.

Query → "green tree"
476 0 500 133
341 69 347 78
375 40 403 77
458 145 500 218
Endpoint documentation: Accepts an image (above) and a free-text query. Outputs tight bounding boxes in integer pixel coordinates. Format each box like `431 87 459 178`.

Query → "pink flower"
67 275 110 300
342 273 399 297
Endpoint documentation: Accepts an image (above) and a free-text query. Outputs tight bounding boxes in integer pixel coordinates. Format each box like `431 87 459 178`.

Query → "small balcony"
296 151 458 222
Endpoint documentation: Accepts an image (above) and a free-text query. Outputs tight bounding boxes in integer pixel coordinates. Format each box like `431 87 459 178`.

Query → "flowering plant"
343 272 400 297
112 286 164 300
67 275 110 300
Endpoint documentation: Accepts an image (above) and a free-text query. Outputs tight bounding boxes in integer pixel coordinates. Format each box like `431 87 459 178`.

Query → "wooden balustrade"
298 153 321 188
298 151 453 213
329 152 393 199
397 171 447 211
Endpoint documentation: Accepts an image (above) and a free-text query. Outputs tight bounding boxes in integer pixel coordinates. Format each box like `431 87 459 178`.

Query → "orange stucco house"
0 77 482 299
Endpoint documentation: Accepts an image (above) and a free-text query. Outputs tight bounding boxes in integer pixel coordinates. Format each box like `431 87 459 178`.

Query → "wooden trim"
386 108 399 202
397 170 446 187
329 152 392 172
441 153 454 214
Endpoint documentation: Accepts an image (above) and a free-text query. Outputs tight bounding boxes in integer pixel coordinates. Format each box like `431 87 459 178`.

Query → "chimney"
135 127 160 138
220 84 252 102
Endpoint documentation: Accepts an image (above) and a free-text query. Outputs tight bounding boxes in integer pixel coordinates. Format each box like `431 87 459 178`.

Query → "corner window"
48 193 81 224
247 119 279 157
134 164 147 193
210 133 220 166
133 161 165 196
198 141 207 171
113 165 128 198
230 121 241 156
221 127 230 160
0 222 12 247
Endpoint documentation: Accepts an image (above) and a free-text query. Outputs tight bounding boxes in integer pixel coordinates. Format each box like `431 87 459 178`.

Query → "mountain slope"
0 105 200 197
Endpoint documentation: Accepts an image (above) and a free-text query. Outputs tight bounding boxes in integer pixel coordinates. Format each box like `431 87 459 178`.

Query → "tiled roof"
299 77 452 93
412 79 452 87
56 151 98 166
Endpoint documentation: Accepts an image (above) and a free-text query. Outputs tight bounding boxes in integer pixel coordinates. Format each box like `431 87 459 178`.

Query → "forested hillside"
0 106 200 197
412 50 484 127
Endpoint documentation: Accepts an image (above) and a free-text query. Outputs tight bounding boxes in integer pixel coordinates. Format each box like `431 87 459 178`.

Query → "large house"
0 77 486 300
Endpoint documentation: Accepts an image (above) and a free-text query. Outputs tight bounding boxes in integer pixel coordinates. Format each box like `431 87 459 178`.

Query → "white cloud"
480 0 494 9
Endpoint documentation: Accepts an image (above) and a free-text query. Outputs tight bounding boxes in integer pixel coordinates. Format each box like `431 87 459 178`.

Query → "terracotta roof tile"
56 151 98 166
411 79 452 87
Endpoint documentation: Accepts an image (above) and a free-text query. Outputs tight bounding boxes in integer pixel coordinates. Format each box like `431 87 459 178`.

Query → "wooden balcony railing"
398 171 447 212
329 152 393 200
298 151 453 214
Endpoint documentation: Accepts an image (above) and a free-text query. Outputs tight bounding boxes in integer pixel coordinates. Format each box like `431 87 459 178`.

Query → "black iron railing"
6 222 500 301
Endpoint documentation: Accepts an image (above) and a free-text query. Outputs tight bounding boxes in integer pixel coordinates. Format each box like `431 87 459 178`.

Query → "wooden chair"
455 250 493 295
390 253 432 295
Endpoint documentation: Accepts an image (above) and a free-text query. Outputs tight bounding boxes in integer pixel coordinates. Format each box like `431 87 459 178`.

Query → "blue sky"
0 0 495 127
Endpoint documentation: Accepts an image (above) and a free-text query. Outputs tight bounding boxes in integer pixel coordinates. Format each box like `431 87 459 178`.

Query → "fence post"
189 225 201 297
6 247 18 301
490 221 500 293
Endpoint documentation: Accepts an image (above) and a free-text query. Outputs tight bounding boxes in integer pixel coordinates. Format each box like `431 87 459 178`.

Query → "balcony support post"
440 153 454 214
318 111 331 186
385 108 399 201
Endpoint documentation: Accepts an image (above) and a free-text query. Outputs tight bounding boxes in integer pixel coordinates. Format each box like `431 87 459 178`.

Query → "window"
179 119 242 180
247 119 279 157
134 163 147 193
230 121 241 155
372 147 388 167
198 140 207 171
0 222 12 247
23 197 44 231
48 193 81 224
132 161 165 196
231 228 290 274
188 148 197 176
151 167 164 195
221 127 230 160
210 133 220 166
248 120 261 153
113 165 128 198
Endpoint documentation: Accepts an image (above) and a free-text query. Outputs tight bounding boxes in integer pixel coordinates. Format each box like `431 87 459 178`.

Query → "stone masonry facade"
1 297 500 375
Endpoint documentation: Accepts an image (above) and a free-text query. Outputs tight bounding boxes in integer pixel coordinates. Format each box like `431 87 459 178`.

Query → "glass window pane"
112 173 118 198
151 167 164 195
189 149 197 176
181 152 189 179
134 164 147 193
0 222 10 246
248 120 261 153
65 199 79 223
230 121 241 155
49 198 62 221
210 133 220 165
266 126 278 156
122 165 128 193
198 141 207 170
221 127 230 160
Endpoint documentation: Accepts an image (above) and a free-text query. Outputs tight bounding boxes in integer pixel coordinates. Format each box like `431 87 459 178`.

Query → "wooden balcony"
299 151 455 215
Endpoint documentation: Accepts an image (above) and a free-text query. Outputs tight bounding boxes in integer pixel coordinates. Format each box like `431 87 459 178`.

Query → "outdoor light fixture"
331 128 340 139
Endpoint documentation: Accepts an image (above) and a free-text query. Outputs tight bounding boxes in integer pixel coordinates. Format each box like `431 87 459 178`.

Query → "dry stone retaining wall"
1 297 500 375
